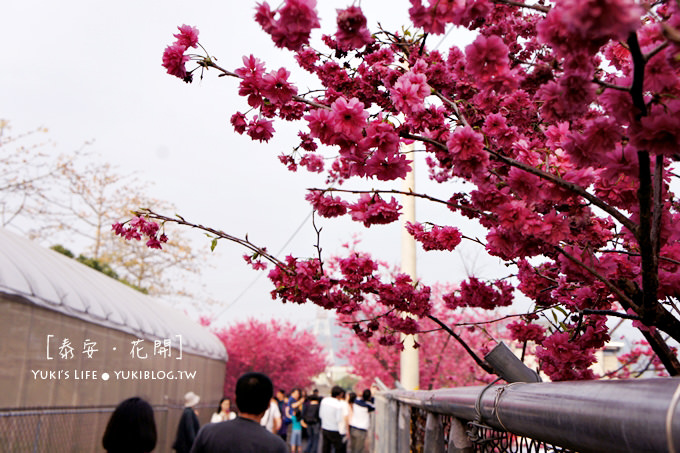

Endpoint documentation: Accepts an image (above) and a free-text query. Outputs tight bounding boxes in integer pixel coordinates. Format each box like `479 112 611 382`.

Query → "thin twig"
581 309 642 321
311 211 324 273
309 187 487 216
434 91 469 127
491 0 550 13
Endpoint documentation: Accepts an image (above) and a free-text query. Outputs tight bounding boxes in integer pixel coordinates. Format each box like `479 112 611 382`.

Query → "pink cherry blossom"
255 0 320 51
173 24 200 49
329 97 368 139
299 153 324 173
630 103 680 156
446 125 488 178
161 44 189 79
391 69 430 113
261 67 297 105
349 194 401 227
305 190 348 218
465 34 510 82
335 6 372 51
406 222 462 251
230 112 248 134
246 116 275 142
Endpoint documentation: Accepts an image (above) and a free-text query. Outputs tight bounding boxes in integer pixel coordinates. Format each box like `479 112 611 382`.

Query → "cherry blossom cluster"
143 0 680 379
405 222 462 251
112 216 168 249
605 340 674 379
161 25 200 81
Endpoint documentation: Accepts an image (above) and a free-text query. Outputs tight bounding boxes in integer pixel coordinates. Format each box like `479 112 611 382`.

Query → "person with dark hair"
319 386 347 453
348 389 375 453
211 397 237 423
102 397 157 453
290 407 303 452
190 372 287 453
275 388 289 441
301 395 321 453
173 391 201 453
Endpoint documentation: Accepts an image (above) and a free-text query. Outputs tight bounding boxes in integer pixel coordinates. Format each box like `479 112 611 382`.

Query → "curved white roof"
0 227 227 361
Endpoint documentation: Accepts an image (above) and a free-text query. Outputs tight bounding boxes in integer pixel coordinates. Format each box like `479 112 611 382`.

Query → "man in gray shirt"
190 372 287 453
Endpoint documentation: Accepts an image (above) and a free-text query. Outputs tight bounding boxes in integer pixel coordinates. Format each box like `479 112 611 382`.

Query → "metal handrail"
380 377 680 453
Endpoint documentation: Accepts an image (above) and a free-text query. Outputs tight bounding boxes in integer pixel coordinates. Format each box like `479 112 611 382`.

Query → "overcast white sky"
1 1 506 329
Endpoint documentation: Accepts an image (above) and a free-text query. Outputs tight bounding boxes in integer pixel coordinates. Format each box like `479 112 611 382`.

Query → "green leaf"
554 306 567 316
210 238 218 252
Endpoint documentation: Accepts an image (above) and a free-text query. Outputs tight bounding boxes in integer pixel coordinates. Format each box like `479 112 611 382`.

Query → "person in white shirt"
260 397 282 434
348 390 375 453
210 397 237 423
319 386 346 453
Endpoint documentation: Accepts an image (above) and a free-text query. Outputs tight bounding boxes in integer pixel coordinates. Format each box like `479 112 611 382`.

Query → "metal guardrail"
374 377 680 453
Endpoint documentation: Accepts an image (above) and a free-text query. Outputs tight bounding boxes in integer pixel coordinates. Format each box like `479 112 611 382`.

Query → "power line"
213 210 314 319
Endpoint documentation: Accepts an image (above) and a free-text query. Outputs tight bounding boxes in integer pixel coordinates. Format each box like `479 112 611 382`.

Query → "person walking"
102 397 157 453
173 391 201 453
189 372 287 453
348 389 375 453
301 394 321 453
290 408 304 453
260 396 282 434
319 386 346 453
276 389 290 441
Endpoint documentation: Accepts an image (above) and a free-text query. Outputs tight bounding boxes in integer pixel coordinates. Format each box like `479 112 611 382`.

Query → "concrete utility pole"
400 143 419 391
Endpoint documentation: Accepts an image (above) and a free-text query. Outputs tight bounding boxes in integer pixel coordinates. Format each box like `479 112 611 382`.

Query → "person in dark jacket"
173 391 201 453
189 372 287 453
302 394 321 453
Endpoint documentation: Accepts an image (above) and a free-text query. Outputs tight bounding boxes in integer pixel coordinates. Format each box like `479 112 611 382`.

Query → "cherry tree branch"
637 327 680 376
581 309 641 321
553 245 637 307
136 209 289 271
433 91 470 127
311 211 324 273
204 58 330 111
451 308 553 327
491 0 550 13
592 78 630 91
309 187 487 216
426 314 496 374
487 149 639 236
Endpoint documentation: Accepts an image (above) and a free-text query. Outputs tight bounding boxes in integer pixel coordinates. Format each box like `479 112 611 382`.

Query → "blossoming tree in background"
117 0 680 381
211 318 327 398
338 284 506 390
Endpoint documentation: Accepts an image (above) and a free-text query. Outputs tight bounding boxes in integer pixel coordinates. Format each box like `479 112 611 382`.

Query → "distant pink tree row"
117 0 680 380
211 318 327 398
338 283 504 390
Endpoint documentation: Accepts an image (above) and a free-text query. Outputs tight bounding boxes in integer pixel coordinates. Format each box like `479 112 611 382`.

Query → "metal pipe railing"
379 377 680 453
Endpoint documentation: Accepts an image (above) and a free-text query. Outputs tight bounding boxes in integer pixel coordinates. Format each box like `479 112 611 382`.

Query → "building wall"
0 297 226 452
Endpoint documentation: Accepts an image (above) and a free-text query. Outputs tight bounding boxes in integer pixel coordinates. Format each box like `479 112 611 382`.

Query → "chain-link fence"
0 404 189 453
407 407 574 453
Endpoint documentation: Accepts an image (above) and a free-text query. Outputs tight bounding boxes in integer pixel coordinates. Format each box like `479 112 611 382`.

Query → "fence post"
32 413 42 453
448 417 473 453
423 412 445 451
397 402 411 453
374 395 398 453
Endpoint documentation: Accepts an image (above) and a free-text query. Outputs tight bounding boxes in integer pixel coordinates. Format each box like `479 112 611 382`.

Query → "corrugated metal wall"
0 298 226 452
